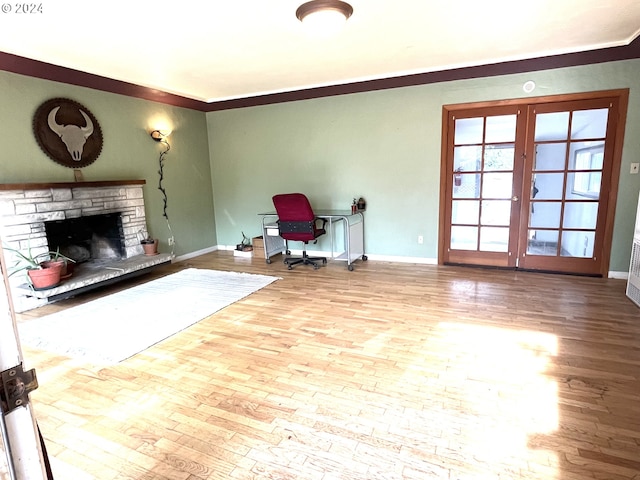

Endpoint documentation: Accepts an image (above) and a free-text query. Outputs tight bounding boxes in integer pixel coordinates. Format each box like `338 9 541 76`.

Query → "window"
572 145 603 199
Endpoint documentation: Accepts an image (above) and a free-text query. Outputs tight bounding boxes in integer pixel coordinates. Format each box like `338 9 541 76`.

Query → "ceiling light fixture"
296 0 353 25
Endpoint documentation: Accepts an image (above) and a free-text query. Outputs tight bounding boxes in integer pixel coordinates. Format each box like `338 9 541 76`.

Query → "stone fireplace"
0 180 172 311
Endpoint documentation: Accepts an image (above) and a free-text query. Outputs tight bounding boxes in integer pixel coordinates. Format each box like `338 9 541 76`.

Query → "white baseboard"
181 245 629 276
608 271 629 279
174 245 219 262
365 254 438 264
219 245 438 265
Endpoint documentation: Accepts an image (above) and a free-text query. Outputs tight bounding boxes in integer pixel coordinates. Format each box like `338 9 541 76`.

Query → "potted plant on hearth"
139 231 158 256
40 247 76 278
4 245 75 290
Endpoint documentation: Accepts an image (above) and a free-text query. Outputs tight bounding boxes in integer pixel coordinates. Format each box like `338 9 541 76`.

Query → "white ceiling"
1 0 639 103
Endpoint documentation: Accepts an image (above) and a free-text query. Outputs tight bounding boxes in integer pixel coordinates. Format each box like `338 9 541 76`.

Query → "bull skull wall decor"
33 98 103 168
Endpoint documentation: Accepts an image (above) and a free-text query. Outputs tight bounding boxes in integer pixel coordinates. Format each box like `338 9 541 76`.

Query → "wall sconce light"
296 0 353 29
150 129 170 142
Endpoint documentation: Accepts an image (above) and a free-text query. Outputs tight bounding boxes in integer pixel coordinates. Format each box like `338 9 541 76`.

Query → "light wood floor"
6 251 640 479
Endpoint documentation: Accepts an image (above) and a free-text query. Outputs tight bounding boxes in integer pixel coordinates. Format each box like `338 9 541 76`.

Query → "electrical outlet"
418 235 423 244
631 163 639 174
168 236 175 246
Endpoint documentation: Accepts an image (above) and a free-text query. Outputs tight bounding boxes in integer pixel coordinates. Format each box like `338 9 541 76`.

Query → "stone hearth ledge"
16 253 172 302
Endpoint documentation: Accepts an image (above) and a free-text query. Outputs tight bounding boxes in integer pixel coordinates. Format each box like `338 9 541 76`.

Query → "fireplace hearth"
0 180 172 311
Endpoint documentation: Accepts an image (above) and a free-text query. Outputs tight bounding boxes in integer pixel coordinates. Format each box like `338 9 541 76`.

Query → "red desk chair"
272 193 327 270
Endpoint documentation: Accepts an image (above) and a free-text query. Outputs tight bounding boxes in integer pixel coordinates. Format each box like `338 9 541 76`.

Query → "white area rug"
18 268 280 364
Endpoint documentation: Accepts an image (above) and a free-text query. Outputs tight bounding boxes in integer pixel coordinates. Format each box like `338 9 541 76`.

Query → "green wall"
0 71 216 256
1 58 638 274
207 59 640 273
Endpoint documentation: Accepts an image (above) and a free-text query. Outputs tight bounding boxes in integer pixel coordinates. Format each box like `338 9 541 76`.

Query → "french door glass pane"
531 173 564 199
480 227 509 252
569 141 604 169
482 172 513 198
481 200 511 226
454 145 482 171
530 202 561 228
484 145 514 171
534 143 567 171
567 172 601 199
452 200 480 224
561 231 596 257
455 117 483 144
571 109 608 139
527 230 560 256
563 202 599 229
485 115 517 143
451 226 478 250
534 111 569 141
453 173 480 198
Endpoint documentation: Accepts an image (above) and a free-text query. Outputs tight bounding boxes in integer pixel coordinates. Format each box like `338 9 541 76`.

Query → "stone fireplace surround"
0 180 172 311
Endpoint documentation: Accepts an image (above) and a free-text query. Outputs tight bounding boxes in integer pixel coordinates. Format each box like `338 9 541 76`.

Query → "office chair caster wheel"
322 258 327 264
348 264 354 271
286 250 291 255
287 265 293 270
266 258 271 264
313 264 320 270
362 255 368 261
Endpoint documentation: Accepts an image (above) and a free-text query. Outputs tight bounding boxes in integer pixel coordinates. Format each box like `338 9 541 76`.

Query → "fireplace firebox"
45 212 125 264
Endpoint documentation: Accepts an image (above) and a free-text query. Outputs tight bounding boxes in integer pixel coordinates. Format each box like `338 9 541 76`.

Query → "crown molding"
1 36 639 113
0 51 208 111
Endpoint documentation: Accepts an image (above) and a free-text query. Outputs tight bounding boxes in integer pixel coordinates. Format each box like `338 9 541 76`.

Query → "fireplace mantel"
0 179 145 191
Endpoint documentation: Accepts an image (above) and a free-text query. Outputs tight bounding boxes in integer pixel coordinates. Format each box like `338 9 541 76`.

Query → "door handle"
512 196 519 202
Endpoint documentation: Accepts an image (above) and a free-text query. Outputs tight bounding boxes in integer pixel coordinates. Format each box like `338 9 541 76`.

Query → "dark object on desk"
272 193 328 270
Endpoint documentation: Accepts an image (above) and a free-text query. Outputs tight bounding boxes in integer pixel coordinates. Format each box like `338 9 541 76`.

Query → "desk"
258 210 367 270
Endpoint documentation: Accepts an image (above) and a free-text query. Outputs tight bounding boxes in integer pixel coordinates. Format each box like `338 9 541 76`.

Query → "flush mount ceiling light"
296 0 353 24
